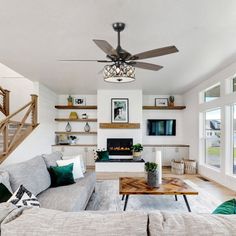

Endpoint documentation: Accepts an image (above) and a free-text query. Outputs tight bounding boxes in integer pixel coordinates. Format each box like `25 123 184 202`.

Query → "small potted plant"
67 95 73 106
131 143 143 160
169 96 175 107
145 162 159 188
69 135 77 145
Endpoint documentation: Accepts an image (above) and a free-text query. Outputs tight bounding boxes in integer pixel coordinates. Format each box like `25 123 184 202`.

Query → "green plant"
130 143 143 152
169 96 175 103
145 162 158 172
67 95 73 102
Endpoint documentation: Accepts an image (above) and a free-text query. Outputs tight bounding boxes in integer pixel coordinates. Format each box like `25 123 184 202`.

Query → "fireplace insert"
107 138 133 156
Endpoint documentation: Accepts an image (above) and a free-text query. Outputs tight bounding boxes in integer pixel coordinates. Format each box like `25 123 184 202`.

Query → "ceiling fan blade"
128 45 178 60
131 61 163 71
93 39 118 57
58 59 112 63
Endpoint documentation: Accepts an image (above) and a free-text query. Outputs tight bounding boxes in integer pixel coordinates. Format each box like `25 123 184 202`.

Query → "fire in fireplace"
107 138 133 156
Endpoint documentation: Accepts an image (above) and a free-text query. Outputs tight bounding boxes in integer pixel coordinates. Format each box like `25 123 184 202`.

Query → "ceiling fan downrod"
112 22 125 51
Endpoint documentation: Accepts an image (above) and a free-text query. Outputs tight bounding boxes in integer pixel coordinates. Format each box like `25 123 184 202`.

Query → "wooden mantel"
99 123 140 129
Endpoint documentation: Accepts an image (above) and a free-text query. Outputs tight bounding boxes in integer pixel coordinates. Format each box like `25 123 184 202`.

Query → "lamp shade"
103 63 135 83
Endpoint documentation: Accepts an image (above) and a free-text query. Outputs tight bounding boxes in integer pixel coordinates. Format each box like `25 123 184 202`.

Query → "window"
233 105 236 174
204 109 221 168
204 84 220 102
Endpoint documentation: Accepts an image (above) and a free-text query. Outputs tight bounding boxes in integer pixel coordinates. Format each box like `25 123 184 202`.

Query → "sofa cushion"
8 185 40 208
56 158 84 179
37 172 96 211
62 154 86 173
3 156 51 196
0 184 12 203
49 163 75 187
42 152 62 168
1 208 148 236
212 198 236 214
148 211 236 235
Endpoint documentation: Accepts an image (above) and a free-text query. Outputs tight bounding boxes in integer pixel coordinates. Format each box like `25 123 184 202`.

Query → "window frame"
203 107 221 169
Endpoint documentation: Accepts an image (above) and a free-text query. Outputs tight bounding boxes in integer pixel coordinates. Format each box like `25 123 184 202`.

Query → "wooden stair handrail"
0 87 10 116
0 94 38 163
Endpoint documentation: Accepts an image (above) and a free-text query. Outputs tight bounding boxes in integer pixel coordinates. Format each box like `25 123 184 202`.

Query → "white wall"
1 80 58 166
143 95 185 145
183 61 236 191
97 89 142 149
0 78 38 120
57 94 97 145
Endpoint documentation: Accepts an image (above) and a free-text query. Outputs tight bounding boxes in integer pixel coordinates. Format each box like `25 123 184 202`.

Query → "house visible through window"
204 109 221 168
204 84 220 102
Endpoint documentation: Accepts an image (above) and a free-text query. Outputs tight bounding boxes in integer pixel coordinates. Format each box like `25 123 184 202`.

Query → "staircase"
0 87 10 116
0 94 39 163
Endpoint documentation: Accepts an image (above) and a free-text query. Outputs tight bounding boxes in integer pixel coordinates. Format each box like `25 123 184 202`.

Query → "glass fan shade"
103 63 135 83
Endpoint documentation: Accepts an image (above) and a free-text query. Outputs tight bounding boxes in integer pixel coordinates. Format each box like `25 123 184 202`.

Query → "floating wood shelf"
55 105 97 110
99 123 140 129
143 144 190 147
143 106 186 110
55 118 97 122
55 131 97 135
52 144 97 147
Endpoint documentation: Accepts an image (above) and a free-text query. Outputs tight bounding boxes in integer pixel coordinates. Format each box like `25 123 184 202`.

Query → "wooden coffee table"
119 177 198 212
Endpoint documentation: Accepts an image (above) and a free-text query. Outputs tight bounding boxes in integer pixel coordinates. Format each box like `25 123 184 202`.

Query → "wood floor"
94 167 236 203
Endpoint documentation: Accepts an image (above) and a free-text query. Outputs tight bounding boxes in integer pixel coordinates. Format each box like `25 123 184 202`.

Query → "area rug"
86 180 221 213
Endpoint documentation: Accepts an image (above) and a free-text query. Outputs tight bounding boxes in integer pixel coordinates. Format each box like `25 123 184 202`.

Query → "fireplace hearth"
107 138 133 157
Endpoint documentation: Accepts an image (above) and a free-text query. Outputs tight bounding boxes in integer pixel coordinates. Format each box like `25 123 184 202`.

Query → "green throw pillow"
212 199 236 214
96 150 109 161
0 183 12 203
49 163 75 187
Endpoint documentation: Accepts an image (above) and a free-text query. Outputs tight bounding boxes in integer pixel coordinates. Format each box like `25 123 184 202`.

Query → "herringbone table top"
119 177 198 195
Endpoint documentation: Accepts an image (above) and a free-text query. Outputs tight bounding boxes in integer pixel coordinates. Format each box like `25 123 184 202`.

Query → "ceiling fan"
60 22 178 82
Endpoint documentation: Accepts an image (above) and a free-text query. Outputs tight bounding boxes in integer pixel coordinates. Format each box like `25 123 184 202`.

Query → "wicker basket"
171 160 184 175
183 159 197 174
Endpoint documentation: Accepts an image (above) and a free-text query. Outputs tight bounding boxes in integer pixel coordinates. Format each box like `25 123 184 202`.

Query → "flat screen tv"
147 119 176 136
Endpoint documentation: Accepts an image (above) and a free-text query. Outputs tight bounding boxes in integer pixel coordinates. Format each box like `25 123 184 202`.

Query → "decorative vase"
84 122 90 132
133 151 141 161
169 102 174 107
147 170 159 188
65 122 72 132
68 101 73 106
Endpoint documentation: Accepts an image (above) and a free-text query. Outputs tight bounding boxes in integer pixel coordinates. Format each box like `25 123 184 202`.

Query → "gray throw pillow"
42 152 63 168
3 156 51 196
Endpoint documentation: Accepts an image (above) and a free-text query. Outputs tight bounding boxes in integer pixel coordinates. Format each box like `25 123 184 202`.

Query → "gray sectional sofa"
1 152 96 212
1 203 236 236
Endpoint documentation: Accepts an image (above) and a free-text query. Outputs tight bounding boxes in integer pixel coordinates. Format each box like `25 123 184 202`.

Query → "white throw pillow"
56 158 84 179
62 154 86 173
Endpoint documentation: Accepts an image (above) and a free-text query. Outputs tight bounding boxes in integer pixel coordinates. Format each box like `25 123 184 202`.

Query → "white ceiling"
0 0 236 94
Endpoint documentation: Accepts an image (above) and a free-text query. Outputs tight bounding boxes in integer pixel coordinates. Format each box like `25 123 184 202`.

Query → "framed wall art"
111 98 129 123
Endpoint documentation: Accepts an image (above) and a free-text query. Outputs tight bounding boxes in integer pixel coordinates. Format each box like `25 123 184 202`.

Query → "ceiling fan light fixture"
103 63 135 83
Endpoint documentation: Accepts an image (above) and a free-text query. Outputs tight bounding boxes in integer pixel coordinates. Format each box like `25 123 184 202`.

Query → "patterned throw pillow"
7 185 40 208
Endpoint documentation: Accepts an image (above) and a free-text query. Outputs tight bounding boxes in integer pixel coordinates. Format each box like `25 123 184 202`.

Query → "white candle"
155 150 162 184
